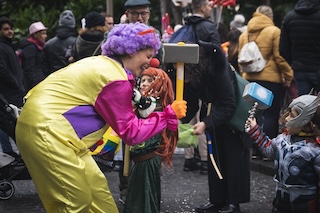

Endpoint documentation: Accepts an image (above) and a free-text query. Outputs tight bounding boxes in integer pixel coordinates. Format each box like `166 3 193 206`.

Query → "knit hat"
59 10 75 28
124 0 151 9
102 22 161 57
230 14 247 33
85 11 105 29
286 93 320 128
29 21 47 35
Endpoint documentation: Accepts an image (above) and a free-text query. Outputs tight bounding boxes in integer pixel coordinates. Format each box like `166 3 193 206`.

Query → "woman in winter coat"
238 5 294 158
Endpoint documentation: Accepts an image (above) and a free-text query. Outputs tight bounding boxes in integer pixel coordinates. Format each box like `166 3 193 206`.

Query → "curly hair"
139 67 178 168
102 22 161 57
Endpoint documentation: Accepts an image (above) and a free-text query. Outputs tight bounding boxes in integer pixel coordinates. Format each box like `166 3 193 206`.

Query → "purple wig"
102 22 161 57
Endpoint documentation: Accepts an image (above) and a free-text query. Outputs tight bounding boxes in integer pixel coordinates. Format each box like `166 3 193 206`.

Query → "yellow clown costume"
16 56 178 213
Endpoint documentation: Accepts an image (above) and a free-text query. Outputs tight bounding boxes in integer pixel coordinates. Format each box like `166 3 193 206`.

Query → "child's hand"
245 117 257 131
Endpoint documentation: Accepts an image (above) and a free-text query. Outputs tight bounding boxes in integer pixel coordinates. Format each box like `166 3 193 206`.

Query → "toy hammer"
162 43 199 100
242 82 274 132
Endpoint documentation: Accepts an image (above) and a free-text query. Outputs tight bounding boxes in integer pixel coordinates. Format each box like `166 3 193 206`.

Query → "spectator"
15 22 186 213
0 16 25 159
238 5 294 159
42 10 77 77
229 14 247 33
71 11 107 61
100 12 114 32
279 0 320 95
19 21 47 91
124 0 163 65
226 29 242 72
246 93 320 213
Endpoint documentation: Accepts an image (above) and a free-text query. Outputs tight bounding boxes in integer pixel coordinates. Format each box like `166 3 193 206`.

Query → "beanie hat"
230 14 247 33
230 14 245 29
286 93 320 128
29 21 47 35
124 0 151 9
102 22 161 57
85 11 105 29
59 10 75 28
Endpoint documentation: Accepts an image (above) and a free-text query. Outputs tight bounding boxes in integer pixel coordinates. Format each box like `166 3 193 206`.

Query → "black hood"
295 0 320 14
18 38 33 49
184 15 207 25
56 26 78 39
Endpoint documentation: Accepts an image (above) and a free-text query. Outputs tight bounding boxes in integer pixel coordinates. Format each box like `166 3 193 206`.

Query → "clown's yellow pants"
16 127 118 213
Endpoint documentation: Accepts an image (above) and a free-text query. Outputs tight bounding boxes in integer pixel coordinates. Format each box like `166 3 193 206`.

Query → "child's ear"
311 121 320 133
302 122 314 134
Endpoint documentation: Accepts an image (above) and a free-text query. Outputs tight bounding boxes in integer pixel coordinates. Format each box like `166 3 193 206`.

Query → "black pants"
208 125 251 204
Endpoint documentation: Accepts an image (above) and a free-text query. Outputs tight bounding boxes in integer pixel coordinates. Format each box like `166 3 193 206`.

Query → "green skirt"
124 155 162 213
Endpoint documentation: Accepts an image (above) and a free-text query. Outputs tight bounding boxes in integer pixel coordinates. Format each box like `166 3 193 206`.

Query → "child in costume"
15 23 187 213
246 93 320 213
124 67 178 213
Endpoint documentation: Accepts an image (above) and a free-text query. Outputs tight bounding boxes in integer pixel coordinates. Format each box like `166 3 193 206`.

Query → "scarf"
27 37 45 51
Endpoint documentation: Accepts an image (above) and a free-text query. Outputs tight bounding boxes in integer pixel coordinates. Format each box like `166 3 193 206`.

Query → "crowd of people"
0 0 320 212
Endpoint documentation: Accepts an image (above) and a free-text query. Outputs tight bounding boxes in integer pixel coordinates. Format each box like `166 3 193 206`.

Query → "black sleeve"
199 41 236 129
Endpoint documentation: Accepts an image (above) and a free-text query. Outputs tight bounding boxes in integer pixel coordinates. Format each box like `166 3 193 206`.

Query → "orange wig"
139 67 178 168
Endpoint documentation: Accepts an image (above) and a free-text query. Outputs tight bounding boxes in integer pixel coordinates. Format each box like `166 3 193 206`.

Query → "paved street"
0 153 275 213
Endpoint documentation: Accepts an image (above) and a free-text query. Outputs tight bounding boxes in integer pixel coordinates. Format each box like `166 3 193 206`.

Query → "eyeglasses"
128 11 150 18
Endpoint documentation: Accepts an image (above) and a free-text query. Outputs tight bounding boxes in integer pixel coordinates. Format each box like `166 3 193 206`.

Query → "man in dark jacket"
280 0 320 95
181 1 250 213
42 10 77 77
0 16 25 158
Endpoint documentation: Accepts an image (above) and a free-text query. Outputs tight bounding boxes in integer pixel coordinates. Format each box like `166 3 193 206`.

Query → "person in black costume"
167 2 250 212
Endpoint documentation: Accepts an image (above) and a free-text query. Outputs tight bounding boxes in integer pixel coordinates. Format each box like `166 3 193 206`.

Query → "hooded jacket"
42 26 77 76
72 30 104 61
180 15 235 129
239 13 293 84
279 0 320 71
19 38 45 91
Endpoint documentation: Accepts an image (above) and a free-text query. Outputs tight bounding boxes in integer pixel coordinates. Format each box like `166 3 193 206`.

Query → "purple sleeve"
94 80 178 145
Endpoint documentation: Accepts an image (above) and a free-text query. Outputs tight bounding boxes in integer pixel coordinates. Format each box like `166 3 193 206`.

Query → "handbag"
177 124 198 148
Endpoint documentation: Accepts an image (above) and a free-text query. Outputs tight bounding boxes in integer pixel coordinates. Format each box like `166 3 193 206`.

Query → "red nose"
150 58 160 68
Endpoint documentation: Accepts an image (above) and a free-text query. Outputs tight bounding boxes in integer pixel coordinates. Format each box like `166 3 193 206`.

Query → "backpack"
238 32 266 73
169 21 201 44
226 65 255 133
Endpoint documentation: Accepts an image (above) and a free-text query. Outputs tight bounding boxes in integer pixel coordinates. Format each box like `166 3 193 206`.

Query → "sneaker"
112 161 122 172
183 158 200 171
119 189 127 204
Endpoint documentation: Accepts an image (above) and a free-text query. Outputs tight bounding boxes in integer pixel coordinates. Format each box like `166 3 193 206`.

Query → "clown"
15 23 186 213
246 93 320 213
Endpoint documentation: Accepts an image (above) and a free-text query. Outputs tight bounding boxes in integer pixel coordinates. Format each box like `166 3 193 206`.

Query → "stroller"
0 94 30 200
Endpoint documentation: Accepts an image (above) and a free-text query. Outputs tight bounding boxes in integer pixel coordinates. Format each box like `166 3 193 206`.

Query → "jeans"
0 128 12 152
